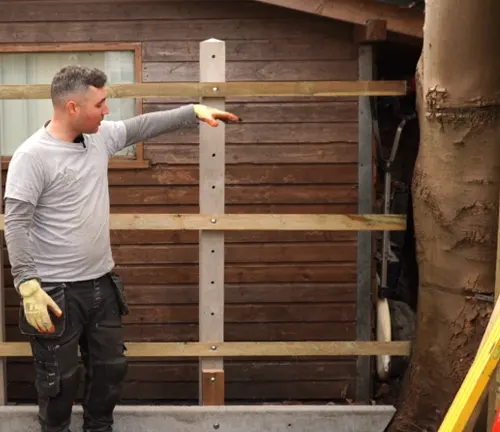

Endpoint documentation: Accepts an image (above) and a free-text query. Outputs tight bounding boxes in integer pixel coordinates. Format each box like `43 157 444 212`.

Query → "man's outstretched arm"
103 104 241 155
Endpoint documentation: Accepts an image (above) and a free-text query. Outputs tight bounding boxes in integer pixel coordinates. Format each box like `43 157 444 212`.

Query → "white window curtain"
0 50 136 156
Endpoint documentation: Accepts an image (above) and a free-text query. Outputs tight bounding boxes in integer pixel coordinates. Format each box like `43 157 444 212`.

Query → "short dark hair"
50 65 107 105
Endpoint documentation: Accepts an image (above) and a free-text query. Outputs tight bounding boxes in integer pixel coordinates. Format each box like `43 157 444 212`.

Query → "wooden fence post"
356 43 374 402
198 38 226 406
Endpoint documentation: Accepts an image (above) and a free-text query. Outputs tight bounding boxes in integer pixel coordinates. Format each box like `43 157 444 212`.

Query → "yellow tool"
438 310 500 431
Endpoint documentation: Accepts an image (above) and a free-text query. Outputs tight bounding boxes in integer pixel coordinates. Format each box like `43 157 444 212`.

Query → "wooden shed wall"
1 0 362 403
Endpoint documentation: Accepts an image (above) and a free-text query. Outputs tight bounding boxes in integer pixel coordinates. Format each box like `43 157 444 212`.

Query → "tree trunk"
387 1 500 431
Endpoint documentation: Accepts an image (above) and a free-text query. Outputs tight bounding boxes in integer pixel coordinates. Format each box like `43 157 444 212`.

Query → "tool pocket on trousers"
108 272 129 316
34 358 60 398
18 283 67 338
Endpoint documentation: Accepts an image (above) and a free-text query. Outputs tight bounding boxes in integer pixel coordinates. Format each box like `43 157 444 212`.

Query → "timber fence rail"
0 38 410 405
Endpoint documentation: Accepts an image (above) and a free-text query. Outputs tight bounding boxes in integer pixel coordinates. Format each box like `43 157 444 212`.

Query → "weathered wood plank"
0 1 298 21
202 369 225 405
7 360 357 383
0 19 353 44
7 379 356 401
143 144 358 165
0 81 406 100
109 185 358 206
108 230 357 245
253 0 424 39
142 39 357 62
4 303 356 325
109 204 359 214
0 213 403 232
102 213 403 231
117 213 402 231
143 60 357 82
109 243 357 264
3 243 357 265
5 322 357 343
4 283 358 306
107 164 359 186
0 341 411 357
116 263 356 284
146 123 358 144
144 95 358 104
2 263 357 286
110 230 357 244
143 101 359 122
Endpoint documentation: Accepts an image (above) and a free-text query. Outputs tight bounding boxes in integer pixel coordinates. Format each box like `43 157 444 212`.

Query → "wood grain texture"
7 379 356 401
144 123 358 144
4 283 357 306
5 322 357 343
142 60 357 82
7 360 357 382
108 185 358 205
0 1 301 21
0 19 351 43
0 341 410 357
107 164 359 186
142 39 357 62
143 144 358 165
143 101 359 122
0 0 372 404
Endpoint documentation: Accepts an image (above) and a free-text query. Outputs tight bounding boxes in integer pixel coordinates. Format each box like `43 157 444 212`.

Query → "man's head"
50 65 110 134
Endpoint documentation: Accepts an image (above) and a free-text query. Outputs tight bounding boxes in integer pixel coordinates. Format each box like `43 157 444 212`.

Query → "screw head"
211 218 217 224
211 345 217 350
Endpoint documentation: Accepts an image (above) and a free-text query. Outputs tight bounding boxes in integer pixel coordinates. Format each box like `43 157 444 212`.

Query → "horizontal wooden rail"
0 214 406 231
0 341 411 357
0 80 407 99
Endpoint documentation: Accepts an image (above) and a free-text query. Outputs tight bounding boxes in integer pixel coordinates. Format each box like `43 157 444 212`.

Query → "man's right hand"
19 279 63 333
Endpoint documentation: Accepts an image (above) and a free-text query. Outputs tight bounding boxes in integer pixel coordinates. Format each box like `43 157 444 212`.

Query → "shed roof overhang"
252 0 423 39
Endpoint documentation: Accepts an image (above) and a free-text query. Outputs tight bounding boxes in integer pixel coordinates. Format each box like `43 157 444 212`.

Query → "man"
4 64 240 432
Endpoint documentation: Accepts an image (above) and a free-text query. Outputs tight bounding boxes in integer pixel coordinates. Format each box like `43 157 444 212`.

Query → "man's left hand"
194 104 241 127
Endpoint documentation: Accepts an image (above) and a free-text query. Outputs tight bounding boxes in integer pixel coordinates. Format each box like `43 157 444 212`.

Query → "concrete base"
0 404 395 432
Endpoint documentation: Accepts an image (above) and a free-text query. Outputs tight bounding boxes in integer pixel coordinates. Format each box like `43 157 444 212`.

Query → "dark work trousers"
21 272 129 432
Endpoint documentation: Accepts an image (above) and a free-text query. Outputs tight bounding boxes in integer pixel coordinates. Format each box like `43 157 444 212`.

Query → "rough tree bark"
387 1 500 431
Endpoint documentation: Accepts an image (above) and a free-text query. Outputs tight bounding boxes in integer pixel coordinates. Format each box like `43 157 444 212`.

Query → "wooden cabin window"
0 43 147 169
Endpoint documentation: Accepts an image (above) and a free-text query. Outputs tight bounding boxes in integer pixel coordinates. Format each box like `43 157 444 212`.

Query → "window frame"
0 42 148 170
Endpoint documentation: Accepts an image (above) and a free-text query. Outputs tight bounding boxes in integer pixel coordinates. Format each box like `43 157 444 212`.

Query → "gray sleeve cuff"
122 104 199 147
4 198 39 291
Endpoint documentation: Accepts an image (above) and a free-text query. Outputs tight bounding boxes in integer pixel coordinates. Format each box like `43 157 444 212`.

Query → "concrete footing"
0 404 395 432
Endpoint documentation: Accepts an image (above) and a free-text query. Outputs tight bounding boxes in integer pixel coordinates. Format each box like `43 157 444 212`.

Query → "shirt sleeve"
98 120 128 157
4 151 46 206
4 198 39 290
100 104 198 156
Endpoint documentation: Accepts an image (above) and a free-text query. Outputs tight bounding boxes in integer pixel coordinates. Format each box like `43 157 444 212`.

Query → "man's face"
69 86 110 134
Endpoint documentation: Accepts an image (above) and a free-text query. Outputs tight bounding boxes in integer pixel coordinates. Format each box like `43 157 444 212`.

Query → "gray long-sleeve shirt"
5 104 198 290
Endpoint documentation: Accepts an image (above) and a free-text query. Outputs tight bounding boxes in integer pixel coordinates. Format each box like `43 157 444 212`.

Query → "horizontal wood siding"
0 0 360 403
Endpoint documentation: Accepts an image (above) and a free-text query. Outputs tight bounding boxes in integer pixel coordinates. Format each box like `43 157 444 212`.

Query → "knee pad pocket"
94 358 128 386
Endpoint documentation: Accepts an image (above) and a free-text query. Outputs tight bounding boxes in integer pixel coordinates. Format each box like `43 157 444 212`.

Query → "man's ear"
65 100 79 116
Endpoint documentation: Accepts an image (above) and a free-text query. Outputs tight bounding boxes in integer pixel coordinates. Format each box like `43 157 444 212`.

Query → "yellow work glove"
19 279 62 334
193 104 241 127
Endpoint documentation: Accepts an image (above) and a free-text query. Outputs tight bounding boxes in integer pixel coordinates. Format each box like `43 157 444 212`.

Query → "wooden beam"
202 369 225 406
355 19 388 43
0 80 406 99
0 341 411 357
0 214 407 231
356 43 374 403
253 0 423 39
198 38 226 405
